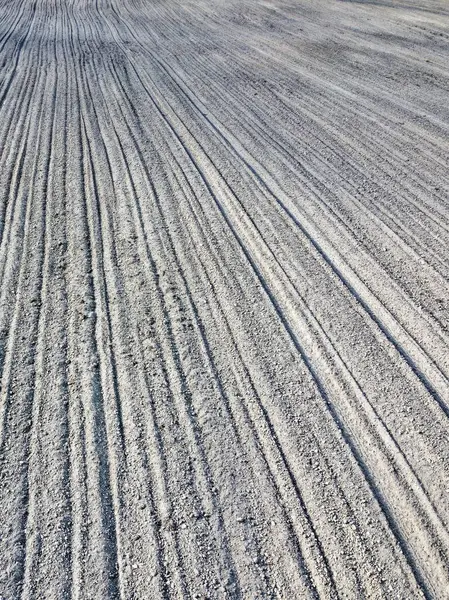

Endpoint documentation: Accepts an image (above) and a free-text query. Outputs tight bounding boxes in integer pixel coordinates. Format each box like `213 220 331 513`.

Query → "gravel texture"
1 0 449 598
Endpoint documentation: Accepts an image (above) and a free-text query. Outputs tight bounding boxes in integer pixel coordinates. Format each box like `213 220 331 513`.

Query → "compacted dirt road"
1 0 449 597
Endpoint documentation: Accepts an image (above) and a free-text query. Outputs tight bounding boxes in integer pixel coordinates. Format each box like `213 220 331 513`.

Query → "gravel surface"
1 0 449 598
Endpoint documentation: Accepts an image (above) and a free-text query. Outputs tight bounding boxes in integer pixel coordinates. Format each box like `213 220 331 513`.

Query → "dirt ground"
1 0 449 597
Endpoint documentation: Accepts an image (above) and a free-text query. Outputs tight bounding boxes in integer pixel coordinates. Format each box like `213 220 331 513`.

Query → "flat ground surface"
1 0 449 597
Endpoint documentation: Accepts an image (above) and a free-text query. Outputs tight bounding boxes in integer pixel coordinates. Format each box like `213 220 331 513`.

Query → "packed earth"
0 0 449 598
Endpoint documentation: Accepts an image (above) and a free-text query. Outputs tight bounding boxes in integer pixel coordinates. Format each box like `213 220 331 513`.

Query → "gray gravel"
1 0 449 598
